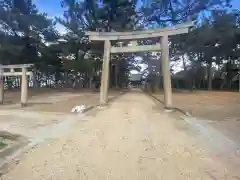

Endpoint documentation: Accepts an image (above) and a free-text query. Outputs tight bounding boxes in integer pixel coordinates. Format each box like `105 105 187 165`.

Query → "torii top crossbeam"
0 64 34 69
86 22 194 41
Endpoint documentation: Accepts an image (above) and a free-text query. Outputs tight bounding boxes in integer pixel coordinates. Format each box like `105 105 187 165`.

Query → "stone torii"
0 64 34 107
86 22 193 109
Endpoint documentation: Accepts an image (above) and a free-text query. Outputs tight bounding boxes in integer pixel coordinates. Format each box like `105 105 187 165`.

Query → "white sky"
56 23 66 35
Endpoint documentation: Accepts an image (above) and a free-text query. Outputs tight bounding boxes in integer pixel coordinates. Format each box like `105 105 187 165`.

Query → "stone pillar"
0 68 4 104
21 67 28 107
100 40 111 105
161 35 173 108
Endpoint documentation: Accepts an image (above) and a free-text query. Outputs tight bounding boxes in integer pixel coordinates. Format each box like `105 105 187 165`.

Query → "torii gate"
86 22 193 109
0 64 34 107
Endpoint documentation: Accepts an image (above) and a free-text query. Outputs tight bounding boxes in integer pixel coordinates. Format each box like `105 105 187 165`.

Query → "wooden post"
21 67 28 107
100 40 111 105
161 35 173 108
0 67 4 104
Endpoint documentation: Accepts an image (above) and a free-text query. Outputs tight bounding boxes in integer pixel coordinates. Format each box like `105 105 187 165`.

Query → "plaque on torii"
86 22 194 109
0 64 34 107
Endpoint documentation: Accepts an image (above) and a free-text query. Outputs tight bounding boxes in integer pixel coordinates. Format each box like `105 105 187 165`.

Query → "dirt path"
2 90 240 180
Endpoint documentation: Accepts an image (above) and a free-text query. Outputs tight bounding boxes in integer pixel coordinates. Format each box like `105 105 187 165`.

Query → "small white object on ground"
71 105 86 113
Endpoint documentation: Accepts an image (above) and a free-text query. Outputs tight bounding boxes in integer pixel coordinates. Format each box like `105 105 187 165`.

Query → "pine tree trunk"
238 74 240 92
115 64 119 89
207 60 213 90
182 55 188 90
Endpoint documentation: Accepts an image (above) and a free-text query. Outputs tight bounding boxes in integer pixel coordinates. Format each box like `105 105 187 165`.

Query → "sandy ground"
152 90 240 121
1 90 240 180
0 88 124 113
152 90 240 145
0 89 125 139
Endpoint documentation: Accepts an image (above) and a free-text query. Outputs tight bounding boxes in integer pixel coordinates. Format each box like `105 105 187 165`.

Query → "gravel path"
2 90 240 180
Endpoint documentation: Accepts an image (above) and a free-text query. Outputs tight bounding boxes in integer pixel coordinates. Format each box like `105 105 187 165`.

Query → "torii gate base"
0 64 33 107
87 22 193 109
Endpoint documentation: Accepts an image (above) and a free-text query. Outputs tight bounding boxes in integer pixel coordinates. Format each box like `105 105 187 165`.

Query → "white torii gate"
86 22 193 109
0 64 34 107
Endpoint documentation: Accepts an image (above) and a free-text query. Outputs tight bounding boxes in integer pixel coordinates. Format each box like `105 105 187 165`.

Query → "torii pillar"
21 67 28 107
100 40 111 105
161 35 172 108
